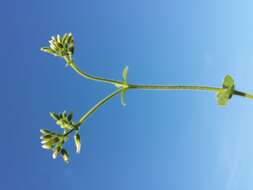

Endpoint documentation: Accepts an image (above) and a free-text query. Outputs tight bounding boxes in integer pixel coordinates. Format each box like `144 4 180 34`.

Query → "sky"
2 0 253 189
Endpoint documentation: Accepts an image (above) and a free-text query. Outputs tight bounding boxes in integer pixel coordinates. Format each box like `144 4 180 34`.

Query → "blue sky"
2 0 253 189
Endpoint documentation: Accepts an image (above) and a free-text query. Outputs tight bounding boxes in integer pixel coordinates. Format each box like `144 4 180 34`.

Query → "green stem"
128 84 253 100
64 57 124 87
65 56 253 100
233 90 253 100
64 88 122 137
78 88 122 124
128 84 221 92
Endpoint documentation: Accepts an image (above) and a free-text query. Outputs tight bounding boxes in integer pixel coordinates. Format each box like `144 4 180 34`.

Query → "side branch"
64 57 124 87
78 88 123 124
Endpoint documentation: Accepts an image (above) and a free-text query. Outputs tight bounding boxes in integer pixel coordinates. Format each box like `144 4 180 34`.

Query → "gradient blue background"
2 0 253 189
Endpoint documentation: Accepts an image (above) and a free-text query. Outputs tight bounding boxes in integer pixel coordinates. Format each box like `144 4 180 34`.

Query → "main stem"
128 84 253 100
128 84 221 92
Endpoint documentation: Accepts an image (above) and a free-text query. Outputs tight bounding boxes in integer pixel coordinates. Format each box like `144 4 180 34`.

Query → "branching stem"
63 58 253 137
41 33 253 163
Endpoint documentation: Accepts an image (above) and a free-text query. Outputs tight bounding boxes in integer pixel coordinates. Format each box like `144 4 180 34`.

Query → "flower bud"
61 149 69 163
52 145 62 159
41 136 60 147
40 134 52 140
41 143 54 150
56 34 61 43
40 129 52 135
74 133 81 154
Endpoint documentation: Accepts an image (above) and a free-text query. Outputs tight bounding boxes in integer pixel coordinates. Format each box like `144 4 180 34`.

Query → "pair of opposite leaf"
216 75 235 106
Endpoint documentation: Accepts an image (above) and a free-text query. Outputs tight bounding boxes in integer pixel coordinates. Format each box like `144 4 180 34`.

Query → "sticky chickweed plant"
40 33 253 163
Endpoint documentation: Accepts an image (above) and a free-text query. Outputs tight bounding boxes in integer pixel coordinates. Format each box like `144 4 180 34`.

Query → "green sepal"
62 111 67 119
40 129 52 135
216 75 235 106
41 136 60 150
40 47 57 56
40 135 54 143
42 137 60 145
40 134 52 140
62 33 69 44
67 112 73 121
50 112 60 121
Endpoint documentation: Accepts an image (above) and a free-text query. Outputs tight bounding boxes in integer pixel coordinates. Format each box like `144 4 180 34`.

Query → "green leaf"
120 89 127 106
216 75 235 106
62 33 69 44
216 90 230 106
122 66 128 83
223 75 234 89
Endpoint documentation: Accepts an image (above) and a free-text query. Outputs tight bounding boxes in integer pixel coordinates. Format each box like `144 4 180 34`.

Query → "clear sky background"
2 0 253 189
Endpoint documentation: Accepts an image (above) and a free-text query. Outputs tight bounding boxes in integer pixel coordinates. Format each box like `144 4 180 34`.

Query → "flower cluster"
40 111 81 163
41 33 74 58
40 129 69 162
